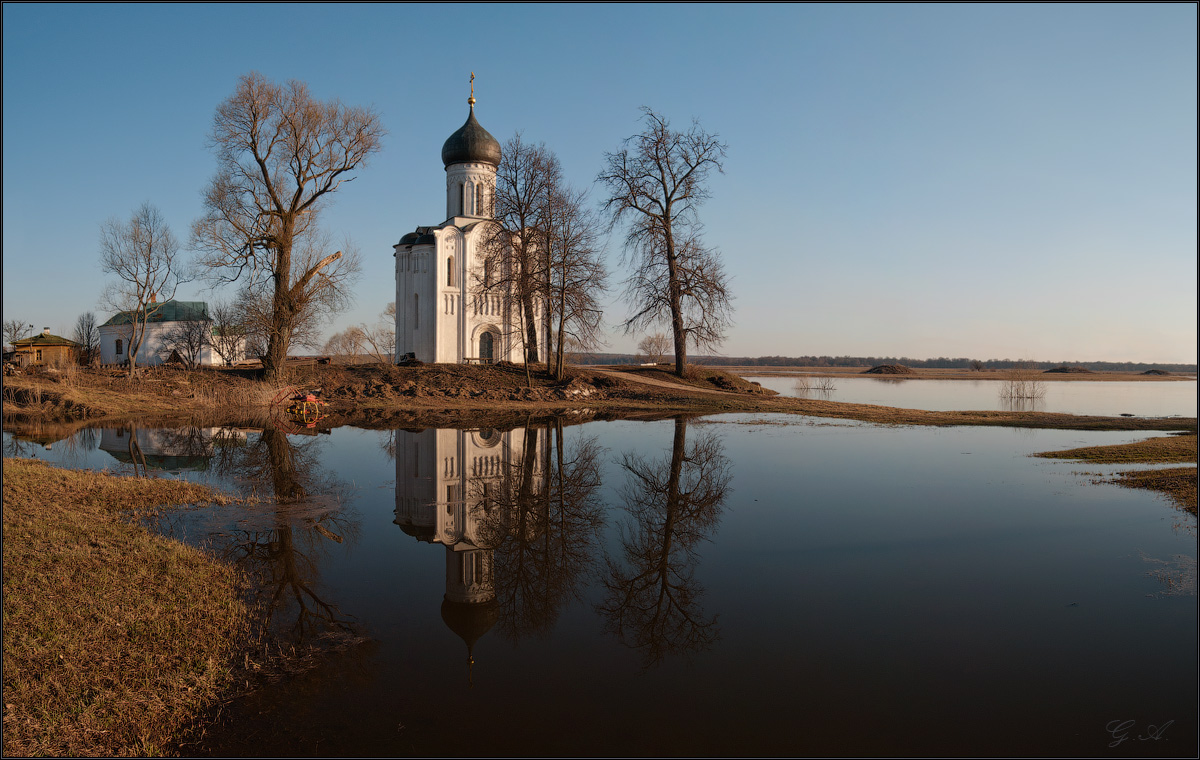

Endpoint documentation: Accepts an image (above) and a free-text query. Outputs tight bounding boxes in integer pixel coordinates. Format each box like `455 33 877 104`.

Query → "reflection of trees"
210 427 360 646
474 421 606 641
2 433 39 459
597 416 731 668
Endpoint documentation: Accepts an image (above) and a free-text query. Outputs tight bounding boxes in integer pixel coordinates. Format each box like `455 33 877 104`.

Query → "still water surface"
744 375 1198 417
4 414 1196 756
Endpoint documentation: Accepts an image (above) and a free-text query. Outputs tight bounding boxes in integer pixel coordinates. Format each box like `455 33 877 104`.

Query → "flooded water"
744 375 1198 418
4 414 1196 757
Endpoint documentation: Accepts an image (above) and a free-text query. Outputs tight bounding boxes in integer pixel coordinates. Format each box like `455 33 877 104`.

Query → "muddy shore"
2 362 1194 433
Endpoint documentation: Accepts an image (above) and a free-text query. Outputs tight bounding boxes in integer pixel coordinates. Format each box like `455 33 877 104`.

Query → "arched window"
414 294 419 329
115 338 123 356
457 183 465 215
483 259 493 288
475 185 483 216
447 255 455 287
479 331 494 362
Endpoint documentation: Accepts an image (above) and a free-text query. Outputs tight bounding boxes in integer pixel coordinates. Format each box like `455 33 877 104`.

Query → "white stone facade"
98 318 244 366
394 105 530 364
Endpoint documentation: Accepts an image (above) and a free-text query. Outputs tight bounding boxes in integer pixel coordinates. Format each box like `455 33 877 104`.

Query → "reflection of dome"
440 597 499 652
441 107 502 168
395 520 437 542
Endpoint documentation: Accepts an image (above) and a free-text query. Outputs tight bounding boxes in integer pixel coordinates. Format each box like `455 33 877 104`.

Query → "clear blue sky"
3 3 1196 363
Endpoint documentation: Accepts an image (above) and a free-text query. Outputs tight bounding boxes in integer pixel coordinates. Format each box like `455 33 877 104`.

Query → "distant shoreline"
722 366 1197 382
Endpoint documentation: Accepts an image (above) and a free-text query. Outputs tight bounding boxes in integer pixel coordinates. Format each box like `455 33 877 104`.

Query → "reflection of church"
393 426 545 661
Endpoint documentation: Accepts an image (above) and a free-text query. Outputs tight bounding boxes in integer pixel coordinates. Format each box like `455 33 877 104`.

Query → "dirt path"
591 368 739 396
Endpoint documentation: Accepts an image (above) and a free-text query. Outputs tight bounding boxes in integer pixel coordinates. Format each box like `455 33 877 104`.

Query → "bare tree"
481 134 558 366
72 313 99 366
637 333 671 364
3 320 33 347
191 72 383 383
158 313 212 369
598 108 732 377
322 326 366 361
1000 359 1047 409
207 298 246 366
543 182 607 379
597 416 730 668
358 302 396 364
99 203 187 375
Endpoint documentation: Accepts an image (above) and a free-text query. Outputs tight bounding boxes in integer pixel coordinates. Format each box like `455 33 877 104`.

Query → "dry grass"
1033 432 1197 464
1036 433 1198 515
1110 466 1198 515
2 459 250 757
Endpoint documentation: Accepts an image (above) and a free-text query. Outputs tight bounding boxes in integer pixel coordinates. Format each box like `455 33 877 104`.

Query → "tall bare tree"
598 108 732 377
482 134 559 365
72 312 100 366
191 72 383 383
99 203 187 375
543 182 607 379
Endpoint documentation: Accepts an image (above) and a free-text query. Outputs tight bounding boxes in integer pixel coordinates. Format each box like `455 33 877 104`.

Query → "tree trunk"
664 232 687 377
521 291 539 364
262 243 293 384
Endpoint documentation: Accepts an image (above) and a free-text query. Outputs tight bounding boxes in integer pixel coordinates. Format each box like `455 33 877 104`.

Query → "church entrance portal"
479 331 494 363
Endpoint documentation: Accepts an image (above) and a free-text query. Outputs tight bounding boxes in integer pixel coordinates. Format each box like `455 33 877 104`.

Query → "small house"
9 329 80 366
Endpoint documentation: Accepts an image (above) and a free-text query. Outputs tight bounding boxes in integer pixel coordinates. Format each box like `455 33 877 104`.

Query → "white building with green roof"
98 300 244 366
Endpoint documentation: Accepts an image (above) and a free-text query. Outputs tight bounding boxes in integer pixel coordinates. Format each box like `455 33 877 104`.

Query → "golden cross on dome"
468 72 476 107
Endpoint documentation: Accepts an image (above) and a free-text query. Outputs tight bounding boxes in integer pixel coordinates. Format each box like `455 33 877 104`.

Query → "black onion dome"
441 107 501 168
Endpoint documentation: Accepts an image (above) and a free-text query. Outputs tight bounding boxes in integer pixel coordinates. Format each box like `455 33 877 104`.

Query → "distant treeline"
573 353 1197 373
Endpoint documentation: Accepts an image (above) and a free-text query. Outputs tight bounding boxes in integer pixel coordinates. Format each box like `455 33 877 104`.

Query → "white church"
394 83 530 364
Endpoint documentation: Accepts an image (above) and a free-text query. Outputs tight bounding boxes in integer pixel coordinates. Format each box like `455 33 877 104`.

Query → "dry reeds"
1000 360 1046 402
794 376 836 393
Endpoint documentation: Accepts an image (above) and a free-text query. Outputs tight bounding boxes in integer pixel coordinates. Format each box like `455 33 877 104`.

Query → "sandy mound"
863 364 914 375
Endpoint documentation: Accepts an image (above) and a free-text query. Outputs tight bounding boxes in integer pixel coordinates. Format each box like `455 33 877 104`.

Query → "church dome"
441 107 501 168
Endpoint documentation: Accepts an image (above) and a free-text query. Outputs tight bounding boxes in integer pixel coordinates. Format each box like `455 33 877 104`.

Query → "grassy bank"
2 459 249 756
1036 432 1198 514
3 361 1194 433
